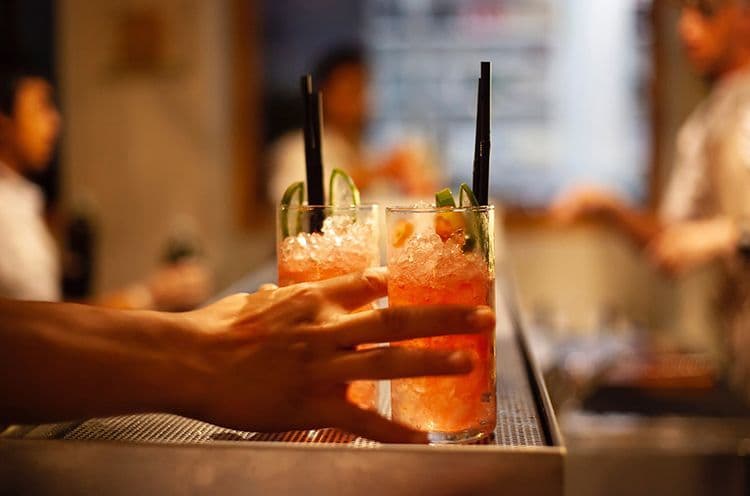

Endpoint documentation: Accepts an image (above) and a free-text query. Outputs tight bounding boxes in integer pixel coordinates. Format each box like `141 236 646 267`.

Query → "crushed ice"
279 215 378 275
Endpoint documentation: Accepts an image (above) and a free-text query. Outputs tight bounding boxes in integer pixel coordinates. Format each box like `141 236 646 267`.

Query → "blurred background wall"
57 0 270 292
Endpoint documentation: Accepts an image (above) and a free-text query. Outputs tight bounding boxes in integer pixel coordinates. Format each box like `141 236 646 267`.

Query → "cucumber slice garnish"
280 181 304 237
329 168 361 207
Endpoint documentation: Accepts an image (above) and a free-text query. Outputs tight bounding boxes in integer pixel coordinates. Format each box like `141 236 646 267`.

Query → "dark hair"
313 43 366 87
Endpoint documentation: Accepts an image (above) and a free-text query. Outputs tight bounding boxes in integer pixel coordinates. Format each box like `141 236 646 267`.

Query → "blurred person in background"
268 43 439 202
0 64 211 310
552 0 750 391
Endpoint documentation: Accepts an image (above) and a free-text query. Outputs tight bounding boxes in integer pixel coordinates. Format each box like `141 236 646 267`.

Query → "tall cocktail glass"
386 205 496 443
277 204 380 409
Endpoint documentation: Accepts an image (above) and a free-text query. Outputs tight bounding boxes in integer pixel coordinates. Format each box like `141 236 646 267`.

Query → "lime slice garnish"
459 183 480 207
328 168 361 207
457 183 486 257
435 188 456 208
280 181 304 237
281 181 305 206
434 184 489 260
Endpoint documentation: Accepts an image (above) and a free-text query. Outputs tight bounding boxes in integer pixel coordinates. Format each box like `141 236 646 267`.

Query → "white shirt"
659 70 750 392
660 70 750 224
0 162 60 301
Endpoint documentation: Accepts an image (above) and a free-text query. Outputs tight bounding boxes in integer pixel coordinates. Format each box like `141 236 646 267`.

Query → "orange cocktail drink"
277 204 379 409
387 205 496 443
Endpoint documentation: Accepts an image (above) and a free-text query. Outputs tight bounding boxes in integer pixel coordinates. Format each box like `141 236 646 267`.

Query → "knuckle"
288 339 317 364
367 349 393 371
330 328 353 350
293 283 325 307
359 270 385 295
278 284 326 322
379 308 408 331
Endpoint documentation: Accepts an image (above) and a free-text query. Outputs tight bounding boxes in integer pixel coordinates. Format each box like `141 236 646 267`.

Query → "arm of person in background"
552 187 740 276
645 217 739 275
646 111 750 276
0 268 493 443
550 186 662 248
377 145 440 197
344 153 412 195
349 140 440 197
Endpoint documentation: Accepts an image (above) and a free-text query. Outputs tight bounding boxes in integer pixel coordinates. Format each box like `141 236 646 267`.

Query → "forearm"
608 204 662 247
694 216 740 259
0 300 204 424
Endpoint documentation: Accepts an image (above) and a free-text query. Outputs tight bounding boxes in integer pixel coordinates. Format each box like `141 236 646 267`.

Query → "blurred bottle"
162 215 202 264
61 204 97 300
150 216 213 311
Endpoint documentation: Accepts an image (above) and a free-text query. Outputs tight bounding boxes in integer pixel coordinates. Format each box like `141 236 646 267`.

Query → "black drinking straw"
472 78 482 201
477 61 491 205
300 74 325 231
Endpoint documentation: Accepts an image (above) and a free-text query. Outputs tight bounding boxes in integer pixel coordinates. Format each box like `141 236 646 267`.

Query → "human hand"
178 268 494 443
646 219 737 276
550 187 622 225
148 259 213 311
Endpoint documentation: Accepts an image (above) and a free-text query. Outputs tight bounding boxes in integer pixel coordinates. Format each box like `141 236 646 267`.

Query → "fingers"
316 399 428 443
315 267 388 311
317 305 495 348
646 238 681 276
550 188 618 225
548 196 579 225
549 188 592 224
317 347 474 382
258 283 279 292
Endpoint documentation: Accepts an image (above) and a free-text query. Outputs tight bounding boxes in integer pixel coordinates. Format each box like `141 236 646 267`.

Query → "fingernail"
468 307 495 329
448 351 473 371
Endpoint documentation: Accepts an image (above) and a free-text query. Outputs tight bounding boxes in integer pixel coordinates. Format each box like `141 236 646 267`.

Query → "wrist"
132 311 213 418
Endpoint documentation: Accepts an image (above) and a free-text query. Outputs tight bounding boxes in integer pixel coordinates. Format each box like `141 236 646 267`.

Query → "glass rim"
385 204 495 214
278 203 379 212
